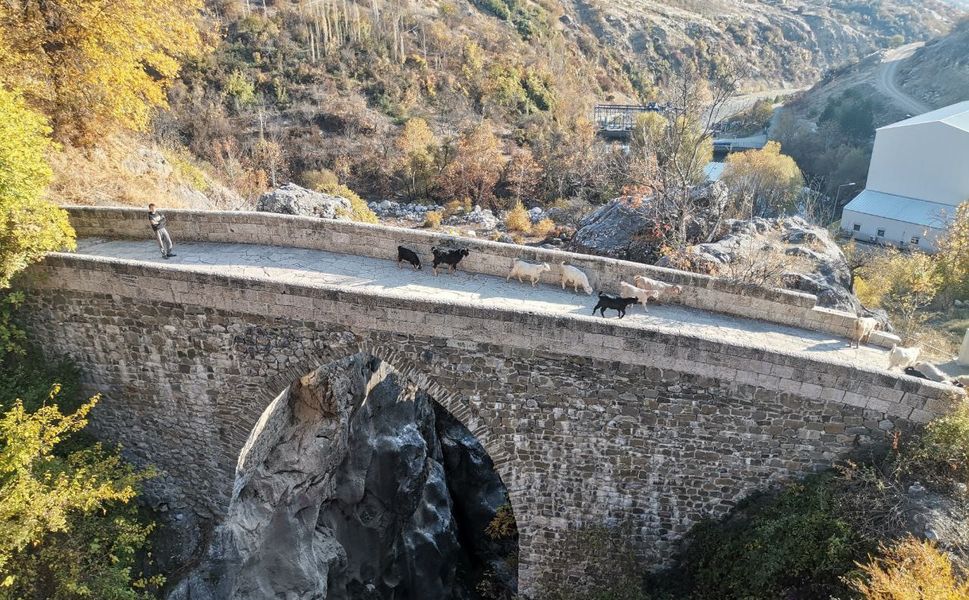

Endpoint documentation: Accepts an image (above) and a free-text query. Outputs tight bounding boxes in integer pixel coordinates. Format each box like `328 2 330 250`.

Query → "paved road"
74 238 893 369
877 43 931 116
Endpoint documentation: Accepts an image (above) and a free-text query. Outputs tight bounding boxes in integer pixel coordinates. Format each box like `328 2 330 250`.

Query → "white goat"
851 317 881 349
888 345 921 370
619 281 657 309
912 361 948 383
507 259 551 286
560 263 593 295
633 275 683 303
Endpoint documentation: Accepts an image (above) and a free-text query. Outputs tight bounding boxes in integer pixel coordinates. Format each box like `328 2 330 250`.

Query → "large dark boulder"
570 183 729 263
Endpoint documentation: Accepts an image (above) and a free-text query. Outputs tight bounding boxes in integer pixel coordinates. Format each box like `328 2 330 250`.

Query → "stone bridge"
17 207 962 593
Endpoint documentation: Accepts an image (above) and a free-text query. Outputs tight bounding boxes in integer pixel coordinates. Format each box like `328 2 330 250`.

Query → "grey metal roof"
879 100 969 133
842 189 956 229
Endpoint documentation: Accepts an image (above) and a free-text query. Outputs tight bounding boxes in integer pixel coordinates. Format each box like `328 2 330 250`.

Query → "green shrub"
663 473 867 600
899 403 969 487
0 292 26 360
0 324 160 597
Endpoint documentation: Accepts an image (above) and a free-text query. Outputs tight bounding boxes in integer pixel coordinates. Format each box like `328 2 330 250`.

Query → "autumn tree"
722 141 803 218
441 121 506 208
936 201 969 300
0 0 205 143
0 377 158 597
629 112 667 156
501 147 543 206
394 118 439 201
855 249 942 342
0 88 75 290
646 61 737 248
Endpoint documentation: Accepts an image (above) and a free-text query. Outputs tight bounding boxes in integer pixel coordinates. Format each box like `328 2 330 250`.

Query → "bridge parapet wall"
64 207 870 343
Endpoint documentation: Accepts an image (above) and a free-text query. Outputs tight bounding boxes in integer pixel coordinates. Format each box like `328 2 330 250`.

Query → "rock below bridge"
168 354 517 600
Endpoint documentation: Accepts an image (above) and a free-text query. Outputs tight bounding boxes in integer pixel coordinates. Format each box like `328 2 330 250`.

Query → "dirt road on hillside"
877 43 931 116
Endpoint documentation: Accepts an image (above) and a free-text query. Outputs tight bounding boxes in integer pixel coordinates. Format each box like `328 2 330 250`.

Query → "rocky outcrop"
168 354 516 600
257 183 352 219
571 184 729 263
571 197 661 262
689 217 861 313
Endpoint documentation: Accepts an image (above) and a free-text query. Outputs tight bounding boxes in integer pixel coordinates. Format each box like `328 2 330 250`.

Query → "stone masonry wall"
18 253 960 595
64 206 883 344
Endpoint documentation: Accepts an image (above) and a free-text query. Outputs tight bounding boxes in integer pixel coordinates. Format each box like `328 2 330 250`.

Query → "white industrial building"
841 100 969 252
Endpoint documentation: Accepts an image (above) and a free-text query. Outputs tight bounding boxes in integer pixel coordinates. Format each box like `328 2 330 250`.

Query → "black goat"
592 293 639 319
397 245 421 270
904 366 930 380
431 246 470 275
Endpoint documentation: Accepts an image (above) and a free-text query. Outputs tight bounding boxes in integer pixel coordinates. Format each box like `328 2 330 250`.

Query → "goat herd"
851 317 967 388
397 245 682 319
399 244 967 388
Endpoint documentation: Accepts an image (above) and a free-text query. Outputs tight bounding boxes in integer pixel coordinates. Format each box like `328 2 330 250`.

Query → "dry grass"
47 133 226 209
443 198 472 217
504 201 531 233
424 210 443 229
533 217 556 238
849 537 969 600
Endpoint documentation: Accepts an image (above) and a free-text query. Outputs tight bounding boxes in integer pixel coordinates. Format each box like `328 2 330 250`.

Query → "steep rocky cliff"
169 354 517 600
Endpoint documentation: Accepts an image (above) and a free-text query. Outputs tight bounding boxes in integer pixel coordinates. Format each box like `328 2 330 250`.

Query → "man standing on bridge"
148 203 176 259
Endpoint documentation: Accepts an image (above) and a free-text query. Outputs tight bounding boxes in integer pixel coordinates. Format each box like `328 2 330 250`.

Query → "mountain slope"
145 0 965 211
897 19 969 108
564 0 961 89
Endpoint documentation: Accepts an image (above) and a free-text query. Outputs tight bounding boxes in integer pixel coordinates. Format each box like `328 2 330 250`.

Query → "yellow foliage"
722 141 803 217
533 217 556 238
856 248 942 342
630 111 666 152
850 537 969 600
394 118 438 201
856 249 941 310
505 201 532 233
0 88 75 288
937 201 969 300
853 276 880 309
303 169 378 224
0 0 205 143
424 210 443 229
0 389 145 580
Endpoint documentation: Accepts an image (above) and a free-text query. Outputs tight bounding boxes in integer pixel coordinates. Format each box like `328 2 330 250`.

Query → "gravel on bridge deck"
75 238 891 369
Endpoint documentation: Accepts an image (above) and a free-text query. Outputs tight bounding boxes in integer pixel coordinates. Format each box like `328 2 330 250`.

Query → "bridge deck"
75 238 891 369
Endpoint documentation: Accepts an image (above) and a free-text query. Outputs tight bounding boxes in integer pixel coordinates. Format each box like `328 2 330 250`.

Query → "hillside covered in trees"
12 0 963 214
